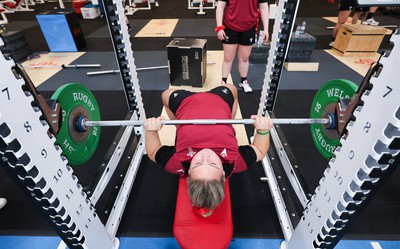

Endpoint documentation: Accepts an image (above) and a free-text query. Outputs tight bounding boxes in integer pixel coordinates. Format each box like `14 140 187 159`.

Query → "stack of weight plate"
249 43 270 64
286 31 316 62
0 30 32 63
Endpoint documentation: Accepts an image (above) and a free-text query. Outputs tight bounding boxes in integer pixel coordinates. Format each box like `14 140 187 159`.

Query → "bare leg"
237 45 253 78
333 10 351 39
222 43 238 79
369 6 378 13
357 11 368 22
352 10 363 24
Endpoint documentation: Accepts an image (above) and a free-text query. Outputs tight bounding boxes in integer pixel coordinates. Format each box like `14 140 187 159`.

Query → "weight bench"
174 176 233 249
1 0 23 25
0 0 20 24
2 0 32 13
2 0 22 10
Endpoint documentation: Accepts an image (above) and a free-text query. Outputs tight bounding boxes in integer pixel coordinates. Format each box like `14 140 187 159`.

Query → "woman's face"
188 148 224 180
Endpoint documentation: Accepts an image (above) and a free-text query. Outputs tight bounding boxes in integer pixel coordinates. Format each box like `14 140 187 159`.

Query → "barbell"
24 64 101 69
82 118 330 127
51 79 358 165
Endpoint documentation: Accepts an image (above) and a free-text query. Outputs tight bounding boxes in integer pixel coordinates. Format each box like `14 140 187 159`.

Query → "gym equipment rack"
0 0 399 248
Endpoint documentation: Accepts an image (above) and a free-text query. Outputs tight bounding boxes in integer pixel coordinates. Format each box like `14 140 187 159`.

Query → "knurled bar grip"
85 118 330 127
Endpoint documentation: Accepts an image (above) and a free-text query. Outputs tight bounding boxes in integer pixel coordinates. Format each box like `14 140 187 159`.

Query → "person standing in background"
216 0 269 93
330 0 368 47
361 6 379 25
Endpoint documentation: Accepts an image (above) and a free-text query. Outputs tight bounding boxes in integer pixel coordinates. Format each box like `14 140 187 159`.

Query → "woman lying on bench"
144 84 272 217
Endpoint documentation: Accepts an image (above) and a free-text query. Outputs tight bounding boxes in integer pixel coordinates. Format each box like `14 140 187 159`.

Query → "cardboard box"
81 5 100 19
167 38 207 87
333 24 386 56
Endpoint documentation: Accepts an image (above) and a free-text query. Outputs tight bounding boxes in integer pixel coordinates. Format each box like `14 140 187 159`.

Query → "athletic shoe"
0 198 7 210
329 41 334 47
362 18 379 26
155 2 159 7
239 80 253 93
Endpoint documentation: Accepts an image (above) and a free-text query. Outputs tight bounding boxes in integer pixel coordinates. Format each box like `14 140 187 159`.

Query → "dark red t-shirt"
155 92 256 177
220 0 268 32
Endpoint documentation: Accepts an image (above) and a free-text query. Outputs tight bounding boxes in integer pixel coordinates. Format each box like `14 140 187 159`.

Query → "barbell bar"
83 118 331 128
87 62 216 76
24 64 101 69
86 66 169 76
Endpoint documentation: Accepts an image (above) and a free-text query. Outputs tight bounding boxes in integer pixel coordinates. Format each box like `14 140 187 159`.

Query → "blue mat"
1 235 400 249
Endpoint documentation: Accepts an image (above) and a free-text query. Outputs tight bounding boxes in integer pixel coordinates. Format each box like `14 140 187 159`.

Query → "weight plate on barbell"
52 83 101 165
310 79 358 159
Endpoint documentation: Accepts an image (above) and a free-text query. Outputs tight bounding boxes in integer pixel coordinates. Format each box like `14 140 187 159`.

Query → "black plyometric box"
167 38 207 87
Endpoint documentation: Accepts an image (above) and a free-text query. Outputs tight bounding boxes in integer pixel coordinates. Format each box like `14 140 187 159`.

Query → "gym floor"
0 1 400 249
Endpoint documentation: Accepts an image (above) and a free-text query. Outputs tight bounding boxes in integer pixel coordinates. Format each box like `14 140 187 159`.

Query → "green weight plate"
310 79 358 159
52 83 101 165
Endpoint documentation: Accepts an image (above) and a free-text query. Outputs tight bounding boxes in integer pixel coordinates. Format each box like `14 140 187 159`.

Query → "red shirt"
220 0 268 32
155 92 256 177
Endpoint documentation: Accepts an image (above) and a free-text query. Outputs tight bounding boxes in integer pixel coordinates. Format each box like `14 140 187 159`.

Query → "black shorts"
222 25 257 45
338 0 367 11
168 86 235 115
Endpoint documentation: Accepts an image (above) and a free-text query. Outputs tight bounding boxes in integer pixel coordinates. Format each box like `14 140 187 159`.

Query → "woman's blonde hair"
187 176 225 210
